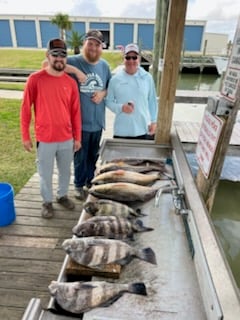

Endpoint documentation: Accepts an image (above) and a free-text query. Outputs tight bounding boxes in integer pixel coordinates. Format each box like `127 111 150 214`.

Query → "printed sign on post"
196 110 224 178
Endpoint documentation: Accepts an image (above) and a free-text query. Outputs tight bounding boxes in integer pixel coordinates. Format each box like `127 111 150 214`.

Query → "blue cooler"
0 182 16 226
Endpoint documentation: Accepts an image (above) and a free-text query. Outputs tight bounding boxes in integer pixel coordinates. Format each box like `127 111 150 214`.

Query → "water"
177 73 222 91
179 74 240 290
212 181 240 289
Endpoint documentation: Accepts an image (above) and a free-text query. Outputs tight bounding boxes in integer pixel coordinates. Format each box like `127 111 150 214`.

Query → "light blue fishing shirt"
105 66 157 137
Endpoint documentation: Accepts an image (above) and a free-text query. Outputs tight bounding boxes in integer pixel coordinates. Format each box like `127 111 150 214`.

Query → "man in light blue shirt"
106 43 157 139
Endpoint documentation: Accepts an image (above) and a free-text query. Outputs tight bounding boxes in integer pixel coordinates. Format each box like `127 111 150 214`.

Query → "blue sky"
0 0 239 40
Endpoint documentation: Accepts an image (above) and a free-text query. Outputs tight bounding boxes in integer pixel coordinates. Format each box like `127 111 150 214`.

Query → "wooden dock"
0 173 83 320
1 102 240 319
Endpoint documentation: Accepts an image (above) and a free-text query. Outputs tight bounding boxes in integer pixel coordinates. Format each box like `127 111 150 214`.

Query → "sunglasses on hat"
125 55 138 60
50 50 67 58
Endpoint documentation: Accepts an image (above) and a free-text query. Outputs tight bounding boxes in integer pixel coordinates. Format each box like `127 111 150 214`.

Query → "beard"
52 60 66 72
83 47 101 63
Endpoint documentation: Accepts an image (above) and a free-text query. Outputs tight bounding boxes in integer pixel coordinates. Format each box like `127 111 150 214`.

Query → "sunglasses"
50 50 67 58
125 55 138 60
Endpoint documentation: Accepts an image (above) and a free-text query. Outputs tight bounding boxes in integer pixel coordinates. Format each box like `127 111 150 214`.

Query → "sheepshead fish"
62 237 157 267
72 215 153 239
49 280 147 314
88 182 159 202
98 161 166 174
84 199 145 219
92 169 164 186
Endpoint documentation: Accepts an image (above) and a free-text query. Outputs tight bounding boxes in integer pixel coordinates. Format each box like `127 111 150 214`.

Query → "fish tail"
137 247 157 265
128 282 147 296
133 219 154 232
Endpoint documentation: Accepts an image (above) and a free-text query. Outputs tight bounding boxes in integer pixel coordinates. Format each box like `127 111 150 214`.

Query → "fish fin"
128 282 147 296
80 283 97 289
138 247 157 265
99 293 124 307
133 219 154 232
115 254 133 266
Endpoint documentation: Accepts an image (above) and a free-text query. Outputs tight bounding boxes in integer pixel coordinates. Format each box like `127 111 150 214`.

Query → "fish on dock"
72 215 153 239
83 199 144 219
62 237 157 267
88 182 160 202
91 169 166 186
109 157 166 167
97 161 167 174
49 280 147 314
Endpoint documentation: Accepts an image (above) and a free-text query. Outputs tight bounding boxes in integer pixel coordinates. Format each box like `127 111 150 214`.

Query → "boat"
213 56 229 76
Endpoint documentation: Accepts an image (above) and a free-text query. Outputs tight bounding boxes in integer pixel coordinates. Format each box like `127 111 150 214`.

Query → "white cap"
124 43 139 55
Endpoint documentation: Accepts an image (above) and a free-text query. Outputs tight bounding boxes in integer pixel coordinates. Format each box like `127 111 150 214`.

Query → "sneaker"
41 202 54 219
56 195 75 210
74 187 88 200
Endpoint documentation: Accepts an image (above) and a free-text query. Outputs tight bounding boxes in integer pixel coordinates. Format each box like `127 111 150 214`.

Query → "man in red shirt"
20 38 81 218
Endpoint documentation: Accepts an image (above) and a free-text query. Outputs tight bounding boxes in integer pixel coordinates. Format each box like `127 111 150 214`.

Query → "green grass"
0 48 123 70
0 49 123 194
0 82 25 91
0 99 36 194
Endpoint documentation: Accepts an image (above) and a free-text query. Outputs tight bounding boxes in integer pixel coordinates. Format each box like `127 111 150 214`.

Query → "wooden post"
152 0 169 95
196 17 240 213
155 0 188 144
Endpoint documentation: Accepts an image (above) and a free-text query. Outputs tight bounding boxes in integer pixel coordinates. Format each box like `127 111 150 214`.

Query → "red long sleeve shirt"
21 69 81 143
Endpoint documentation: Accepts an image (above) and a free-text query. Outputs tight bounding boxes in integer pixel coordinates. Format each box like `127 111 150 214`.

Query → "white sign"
196 110 224 178
221 16 240 101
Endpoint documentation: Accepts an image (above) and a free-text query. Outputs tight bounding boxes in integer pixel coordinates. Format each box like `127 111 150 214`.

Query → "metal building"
0 14 206 53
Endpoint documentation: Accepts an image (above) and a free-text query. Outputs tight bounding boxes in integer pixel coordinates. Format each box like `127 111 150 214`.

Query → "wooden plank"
0 272 56 291
65 258 121 279
14 199 83 212
0 225 74 238
0 235 58 248
0 288 49 309
12 215 78 228
0 245 64 260
0 307 25 320
0 257 63 274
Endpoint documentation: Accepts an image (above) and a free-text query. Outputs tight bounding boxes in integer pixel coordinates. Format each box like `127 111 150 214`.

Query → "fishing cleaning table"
21 134 240 320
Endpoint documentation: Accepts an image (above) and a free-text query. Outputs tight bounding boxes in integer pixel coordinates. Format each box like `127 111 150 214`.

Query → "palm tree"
51 13 72 40
67 31 85 54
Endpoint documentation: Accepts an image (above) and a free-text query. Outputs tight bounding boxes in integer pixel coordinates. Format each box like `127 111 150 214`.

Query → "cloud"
71 0 101 16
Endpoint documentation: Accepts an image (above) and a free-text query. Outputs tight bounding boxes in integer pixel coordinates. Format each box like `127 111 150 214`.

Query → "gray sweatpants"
36 139 73 203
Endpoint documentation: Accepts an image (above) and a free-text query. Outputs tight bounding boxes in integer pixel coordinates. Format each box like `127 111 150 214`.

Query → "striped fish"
83 199 145 219
72 215 153 239
49 280 147 314
62 237 157 267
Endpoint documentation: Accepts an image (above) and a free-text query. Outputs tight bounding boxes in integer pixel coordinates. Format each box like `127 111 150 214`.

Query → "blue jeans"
74 130 102 188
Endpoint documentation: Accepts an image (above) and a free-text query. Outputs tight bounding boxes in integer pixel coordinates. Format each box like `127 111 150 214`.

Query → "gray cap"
124 43 139 55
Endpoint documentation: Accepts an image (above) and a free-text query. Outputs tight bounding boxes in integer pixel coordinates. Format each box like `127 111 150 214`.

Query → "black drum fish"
88 182 159 202
97 161 166 174
62 237 157 267
49 280 147 314
91 169 165 186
